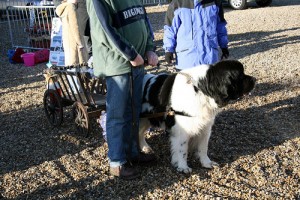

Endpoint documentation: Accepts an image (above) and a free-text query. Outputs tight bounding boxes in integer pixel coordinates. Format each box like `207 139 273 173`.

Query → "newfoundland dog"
139 60 256 173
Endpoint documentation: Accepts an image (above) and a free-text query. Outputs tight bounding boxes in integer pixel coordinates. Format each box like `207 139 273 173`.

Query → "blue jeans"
105 67 144 167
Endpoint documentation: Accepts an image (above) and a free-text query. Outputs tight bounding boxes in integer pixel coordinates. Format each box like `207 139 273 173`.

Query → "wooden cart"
43 66 106 137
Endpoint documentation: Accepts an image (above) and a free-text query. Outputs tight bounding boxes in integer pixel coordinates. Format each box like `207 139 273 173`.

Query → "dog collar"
178 71 194 84
177 71 200 93
167 107 193 117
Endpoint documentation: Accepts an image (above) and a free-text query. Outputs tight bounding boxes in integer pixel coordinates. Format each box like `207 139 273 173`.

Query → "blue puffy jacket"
163 0 228 69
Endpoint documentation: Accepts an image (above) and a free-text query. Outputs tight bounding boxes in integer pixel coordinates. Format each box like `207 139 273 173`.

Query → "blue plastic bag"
7 50 16 64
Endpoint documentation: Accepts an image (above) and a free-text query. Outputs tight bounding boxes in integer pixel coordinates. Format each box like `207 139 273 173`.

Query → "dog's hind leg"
194 126 219 169
170 128 192 173
138 119 154 153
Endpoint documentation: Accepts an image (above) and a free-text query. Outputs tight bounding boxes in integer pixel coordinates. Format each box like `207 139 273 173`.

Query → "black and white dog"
139 60 256 173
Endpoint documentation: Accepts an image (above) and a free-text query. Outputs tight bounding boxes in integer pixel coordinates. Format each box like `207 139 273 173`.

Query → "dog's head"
202 60 256 107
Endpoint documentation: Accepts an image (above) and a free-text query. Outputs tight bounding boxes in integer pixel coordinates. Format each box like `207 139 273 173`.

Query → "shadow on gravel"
253 82 291 97
0 80 298 198
0 105 103 175
0 85 41 96
11 93 299 199
14 165 198 199
210 95 299 166
229 27 300 60
153 27 300 63
11 128 209 199
0 63 46 89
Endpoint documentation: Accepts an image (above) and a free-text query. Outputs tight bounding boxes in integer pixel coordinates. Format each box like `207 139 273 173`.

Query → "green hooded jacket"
86 0 155 77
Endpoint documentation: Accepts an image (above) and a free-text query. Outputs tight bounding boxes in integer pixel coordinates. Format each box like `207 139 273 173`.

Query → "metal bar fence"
6 5 56 50
0 0 54 20
0 0 168 20
0 0 168 50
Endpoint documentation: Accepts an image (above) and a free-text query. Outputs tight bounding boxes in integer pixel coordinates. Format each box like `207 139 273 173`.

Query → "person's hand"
165 52 173 64
221 48 229 59
145 51 158 66
130 54 144 67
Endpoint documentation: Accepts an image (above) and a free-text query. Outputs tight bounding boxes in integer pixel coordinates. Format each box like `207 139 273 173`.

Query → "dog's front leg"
138 119 154 153
170 128 192 173
195 126 219 169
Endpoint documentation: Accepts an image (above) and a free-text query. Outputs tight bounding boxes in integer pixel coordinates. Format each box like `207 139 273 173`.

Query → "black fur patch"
159 74 177 106
197 60 255 107
142 74 176 127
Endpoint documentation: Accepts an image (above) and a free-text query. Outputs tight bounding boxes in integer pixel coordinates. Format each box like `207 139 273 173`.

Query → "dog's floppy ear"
158 74 177 106
212 88 229 107
204 78 229 107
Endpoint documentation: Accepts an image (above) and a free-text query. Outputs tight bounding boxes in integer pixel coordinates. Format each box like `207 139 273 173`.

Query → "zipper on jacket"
191 9 194 40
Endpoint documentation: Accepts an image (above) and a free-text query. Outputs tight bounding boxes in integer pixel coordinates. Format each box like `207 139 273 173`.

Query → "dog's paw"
171 161 192 173
202 161 219 169
177 166 192 174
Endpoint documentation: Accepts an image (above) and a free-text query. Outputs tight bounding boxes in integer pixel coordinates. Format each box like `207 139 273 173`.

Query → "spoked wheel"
43 89 63 127
229 0 247 9
72 102 90 137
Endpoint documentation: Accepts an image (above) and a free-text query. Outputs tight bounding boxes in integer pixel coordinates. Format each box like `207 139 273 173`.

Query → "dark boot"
110 164 139 180
131 152 157 165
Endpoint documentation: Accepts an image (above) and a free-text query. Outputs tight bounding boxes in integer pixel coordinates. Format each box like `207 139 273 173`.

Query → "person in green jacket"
86 0 158 180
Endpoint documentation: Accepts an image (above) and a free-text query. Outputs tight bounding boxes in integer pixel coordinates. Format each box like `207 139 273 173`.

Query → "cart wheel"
43 89 63 127
72 102 90 137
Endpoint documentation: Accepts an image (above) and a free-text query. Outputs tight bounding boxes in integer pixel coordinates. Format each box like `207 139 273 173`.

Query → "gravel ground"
1 0 300 199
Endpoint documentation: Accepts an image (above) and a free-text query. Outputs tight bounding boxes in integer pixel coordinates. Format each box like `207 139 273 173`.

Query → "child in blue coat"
164 0 229 69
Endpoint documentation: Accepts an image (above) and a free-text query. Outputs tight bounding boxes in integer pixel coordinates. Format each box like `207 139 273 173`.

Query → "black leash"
128 61 163 164
128 66 141 165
